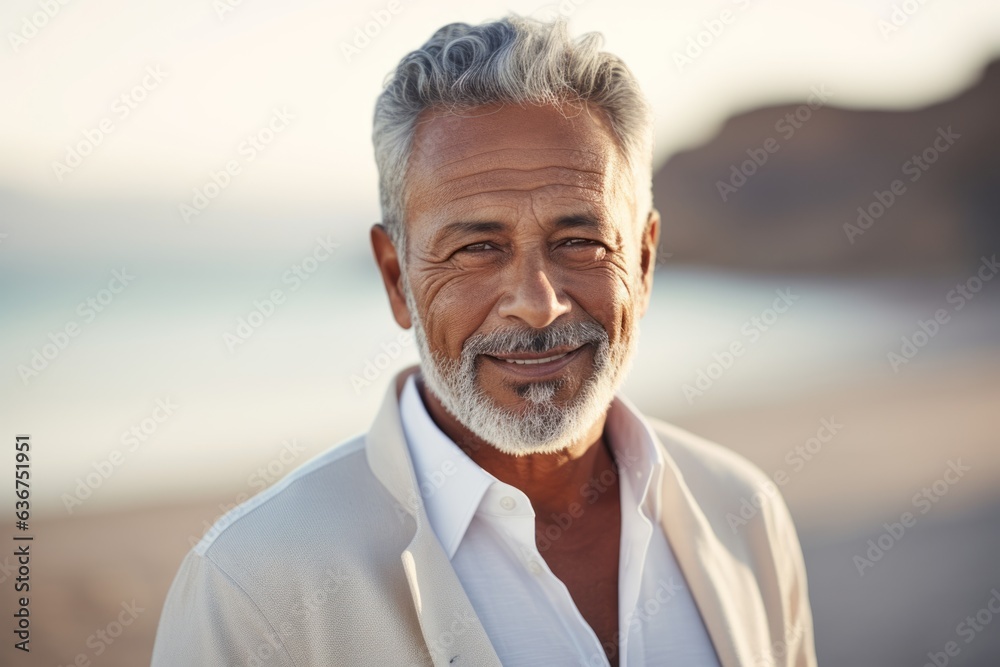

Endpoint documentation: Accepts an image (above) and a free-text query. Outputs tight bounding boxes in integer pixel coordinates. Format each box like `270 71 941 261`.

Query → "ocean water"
2 257 994 516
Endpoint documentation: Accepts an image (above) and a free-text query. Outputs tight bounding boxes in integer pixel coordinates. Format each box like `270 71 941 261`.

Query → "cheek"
564 270 636 344
420 273 500 357
611 297 639 350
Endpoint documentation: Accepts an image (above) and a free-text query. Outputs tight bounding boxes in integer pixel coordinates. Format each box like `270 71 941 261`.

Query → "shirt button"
528 560 543 575
499 496 516 511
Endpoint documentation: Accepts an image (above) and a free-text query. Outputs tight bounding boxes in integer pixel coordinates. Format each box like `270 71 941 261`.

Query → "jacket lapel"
654 439 768 667
366 369 503 667
366 367 766 666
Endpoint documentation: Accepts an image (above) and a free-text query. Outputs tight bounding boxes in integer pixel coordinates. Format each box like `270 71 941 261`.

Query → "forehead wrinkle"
429 167 606 208
425 145 607 175
405 103 640 236
435 164 604 188
442 184 607 208
408 148 610 216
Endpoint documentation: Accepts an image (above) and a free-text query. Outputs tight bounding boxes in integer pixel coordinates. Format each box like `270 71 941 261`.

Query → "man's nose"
496 256 571 329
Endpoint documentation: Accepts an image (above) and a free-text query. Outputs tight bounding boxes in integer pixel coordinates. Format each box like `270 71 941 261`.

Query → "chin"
433 366 616 456
408 290 640 457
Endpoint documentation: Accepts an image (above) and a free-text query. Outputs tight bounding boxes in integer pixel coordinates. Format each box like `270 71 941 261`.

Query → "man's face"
380 102 658 454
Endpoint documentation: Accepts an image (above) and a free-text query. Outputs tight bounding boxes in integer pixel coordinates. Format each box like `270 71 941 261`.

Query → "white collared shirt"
399 376 721 667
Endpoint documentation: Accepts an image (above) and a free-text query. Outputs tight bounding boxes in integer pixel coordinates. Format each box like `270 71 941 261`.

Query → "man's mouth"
482 346 586 377
500 351 570 365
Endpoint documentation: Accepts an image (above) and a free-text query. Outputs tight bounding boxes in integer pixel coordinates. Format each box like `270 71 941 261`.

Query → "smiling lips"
501 351 570 365
484 346 585 377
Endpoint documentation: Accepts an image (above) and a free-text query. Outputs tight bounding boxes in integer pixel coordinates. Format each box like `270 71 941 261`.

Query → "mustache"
462 320 608 358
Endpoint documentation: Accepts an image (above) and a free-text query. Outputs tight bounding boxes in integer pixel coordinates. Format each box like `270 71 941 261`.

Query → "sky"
1 0 999 258
2 0 1000 515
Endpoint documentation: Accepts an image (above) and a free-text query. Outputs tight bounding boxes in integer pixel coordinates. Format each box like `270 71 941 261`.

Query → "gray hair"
372 15 655 254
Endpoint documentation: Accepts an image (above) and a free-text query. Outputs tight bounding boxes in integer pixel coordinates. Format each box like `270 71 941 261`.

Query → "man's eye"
557 238 607 261
461 242 499 252
560 238 605 251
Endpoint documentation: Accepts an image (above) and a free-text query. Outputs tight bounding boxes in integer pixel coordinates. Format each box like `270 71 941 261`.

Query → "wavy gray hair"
372 15 654 254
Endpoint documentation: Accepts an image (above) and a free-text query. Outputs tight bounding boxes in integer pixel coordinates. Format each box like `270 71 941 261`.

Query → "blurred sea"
3 255 997 516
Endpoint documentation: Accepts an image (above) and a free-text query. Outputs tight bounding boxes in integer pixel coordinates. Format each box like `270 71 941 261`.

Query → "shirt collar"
398 374 666 558
399 375 496 559
605 393 667 522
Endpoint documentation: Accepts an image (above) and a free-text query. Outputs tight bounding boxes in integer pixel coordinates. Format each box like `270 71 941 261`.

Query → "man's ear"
637 209 660 317
370 224 412 329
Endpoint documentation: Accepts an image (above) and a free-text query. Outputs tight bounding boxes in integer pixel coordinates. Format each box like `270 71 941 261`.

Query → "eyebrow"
433 214 604 246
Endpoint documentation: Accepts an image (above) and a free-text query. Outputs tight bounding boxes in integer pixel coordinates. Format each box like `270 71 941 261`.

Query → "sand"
3 352 998 666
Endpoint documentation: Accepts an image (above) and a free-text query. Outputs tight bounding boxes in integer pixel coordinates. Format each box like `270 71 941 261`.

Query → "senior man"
152 16 816 667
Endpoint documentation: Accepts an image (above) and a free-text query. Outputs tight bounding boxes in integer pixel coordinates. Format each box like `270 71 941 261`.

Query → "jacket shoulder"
194 435 370 554
155 434 426 665
647 417 773 495
647 417 817 666
645 417 798 558
193 433 412 580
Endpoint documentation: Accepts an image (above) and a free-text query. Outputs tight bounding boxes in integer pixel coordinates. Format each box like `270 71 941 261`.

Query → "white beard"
405 287 638 456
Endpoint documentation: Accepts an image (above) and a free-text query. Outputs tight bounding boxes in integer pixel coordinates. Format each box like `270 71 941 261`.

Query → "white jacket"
151 368 816 666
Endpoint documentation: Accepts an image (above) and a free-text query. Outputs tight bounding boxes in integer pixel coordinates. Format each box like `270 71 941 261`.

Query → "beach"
5 350 998 666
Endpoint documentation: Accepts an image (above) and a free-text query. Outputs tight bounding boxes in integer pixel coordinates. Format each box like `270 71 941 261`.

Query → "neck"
415 375 617 517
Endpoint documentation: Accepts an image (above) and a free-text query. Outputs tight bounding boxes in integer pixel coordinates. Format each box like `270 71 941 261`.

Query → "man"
152 16 816 667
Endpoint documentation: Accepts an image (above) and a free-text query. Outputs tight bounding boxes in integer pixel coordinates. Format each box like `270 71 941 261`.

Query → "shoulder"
194 436 365 552
647 417 773 495
647 417 817 665
192 434 411 576
645 417 799 556
154 433 421 663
